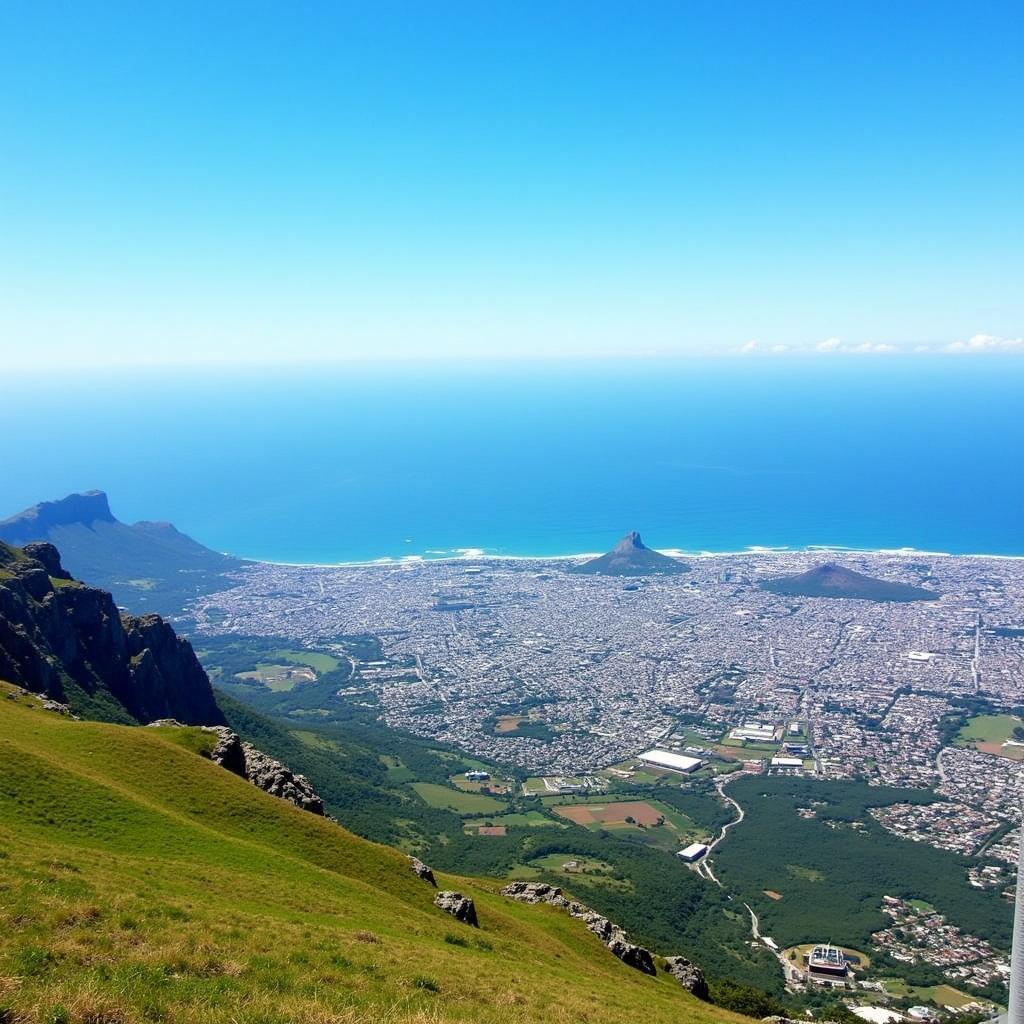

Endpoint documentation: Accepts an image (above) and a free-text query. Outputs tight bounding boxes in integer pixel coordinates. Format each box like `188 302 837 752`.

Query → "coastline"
235 543 1024 571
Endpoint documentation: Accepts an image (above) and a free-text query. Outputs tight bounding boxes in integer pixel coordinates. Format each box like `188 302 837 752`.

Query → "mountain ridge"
0 490 241 616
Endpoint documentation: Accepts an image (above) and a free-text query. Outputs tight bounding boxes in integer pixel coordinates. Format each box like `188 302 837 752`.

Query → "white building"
677 842 708 862
637 749 703 773
771 755 804 768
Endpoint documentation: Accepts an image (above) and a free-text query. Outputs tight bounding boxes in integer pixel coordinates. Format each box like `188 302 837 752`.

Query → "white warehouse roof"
677 842 709 860
637 749 702 773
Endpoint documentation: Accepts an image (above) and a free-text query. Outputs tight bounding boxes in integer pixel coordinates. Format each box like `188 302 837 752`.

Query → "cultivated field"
554 800 667 828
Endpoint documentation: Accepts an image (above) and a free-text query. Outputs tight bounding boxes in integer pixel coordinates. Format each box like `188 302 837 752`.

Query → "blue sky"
1 1 1021 368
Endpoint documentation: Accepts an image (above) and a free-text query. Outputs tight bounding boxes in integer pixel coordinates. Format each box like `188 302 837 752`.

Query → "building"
730 722 777 742
677 842 708 862
465 770 490 782
806 944 849 979
771 755 804 768
637 749 703 773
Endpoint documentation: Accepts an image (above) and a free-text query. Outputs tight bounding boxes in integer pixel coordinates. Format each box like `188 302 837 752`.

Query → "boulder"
608 935 656 975
22 542 71 580
501 888 655 975
409 857 436 887
198 725 324 814
500 881 569 908
208 726 248 777
664 955 709 999
434 891 478 927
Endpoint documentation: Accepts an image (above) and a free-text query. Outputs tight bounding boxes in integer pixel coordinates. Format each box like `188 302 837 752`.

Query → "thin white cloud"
943 333 1024 353
732 332 1022 357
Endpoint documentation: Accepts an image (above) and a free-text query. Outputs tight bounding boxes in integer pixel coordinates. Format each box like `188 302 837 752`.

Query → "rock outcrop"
207 726 325 815
501 881 656 975
434 891 478 927
409 856 437 887
664 955 709 998
4 685 75 717
0 540 223 725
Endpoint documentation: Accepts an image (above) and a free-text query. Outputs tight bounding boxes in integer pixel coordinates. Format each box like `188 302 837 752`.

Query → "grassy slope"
0 687 746 1024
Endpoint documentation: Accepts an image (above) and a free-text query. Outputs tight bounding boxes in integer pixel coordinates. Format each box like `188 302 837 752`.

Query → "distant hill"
0 490 241 616
0 539 223 723
760 562 939 602
570 532 690 576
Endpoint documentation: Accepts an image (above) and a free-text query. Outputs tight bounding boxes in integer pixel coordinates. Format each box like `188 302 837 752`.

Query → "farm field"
550 800 701 851
411 782 505 814
463 811 552 830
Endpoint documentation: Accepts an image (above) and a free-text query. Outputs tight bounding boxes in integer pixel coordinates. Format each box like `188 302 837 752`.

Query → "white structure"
1009 822 1024 1024
677 842 708 862
771 755 804 768
637 748 702 773
730 723 776 742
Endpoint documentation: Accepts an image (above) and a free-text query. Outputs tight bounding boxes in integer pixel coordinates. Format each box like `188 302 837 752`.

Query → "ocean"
4 358 1023 562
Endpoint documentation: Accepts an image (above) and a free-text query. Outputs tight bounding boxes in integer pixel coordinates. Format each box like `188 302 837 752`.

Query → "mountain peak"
0 490 114 543
614 531 647 552
761 562 940 602
570 531 689 577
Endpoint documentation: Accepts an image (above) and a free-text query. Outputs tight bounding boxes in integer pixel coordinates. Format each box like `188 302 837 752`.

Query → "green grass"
956 714 1023 747
882 979 979 1009
0 683 746 1024
238 663 318 692
268 648 341 674
410 783 505 814
462 811 552 828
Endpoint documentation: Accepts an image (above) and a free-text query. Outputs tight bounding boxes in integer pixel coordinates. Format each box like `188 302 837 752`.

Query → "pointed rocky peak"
614 531 647 552
569 530 689 577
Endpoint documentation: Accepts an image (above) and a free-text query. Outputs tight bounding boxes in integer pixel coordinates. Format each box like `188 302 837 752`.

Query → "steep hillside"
760 563 939 602
0 540 222 724
0 491 241 616
0 688 747 1024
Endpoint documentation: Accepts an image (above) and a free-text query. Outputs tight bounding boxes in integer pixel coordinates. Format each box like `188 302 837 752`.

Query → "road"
695 774 745 885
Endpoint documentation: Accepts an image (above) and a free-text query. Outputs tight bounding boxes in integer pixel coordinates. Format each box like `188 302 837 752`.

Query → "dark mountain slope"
570 531 690 576
0 539 223 723
761 562 940 602
0 490 241 616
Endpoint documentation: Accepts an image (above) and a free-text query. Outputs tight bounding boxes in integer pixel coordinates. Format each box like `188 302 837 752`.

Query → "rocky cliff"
0 540 223 724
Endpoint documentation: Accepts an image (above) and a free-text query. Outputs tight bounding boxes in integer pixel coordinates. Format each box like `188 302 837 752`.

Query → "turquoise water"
3 359 1022 562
